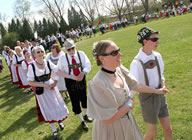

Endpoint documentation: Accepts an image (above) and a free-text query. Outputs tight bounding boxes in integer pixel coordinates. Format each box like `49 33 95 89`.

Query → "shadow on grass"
65 124 87 140
0 74 34 112
0 107 41 139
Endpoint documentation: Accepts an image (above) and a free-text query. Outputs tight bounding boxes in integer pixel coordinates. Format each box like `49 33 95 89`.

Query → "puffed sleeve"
119 65 138 90
87 79 119 120
27 65 35 81
21 61 27 71
48 60 59 81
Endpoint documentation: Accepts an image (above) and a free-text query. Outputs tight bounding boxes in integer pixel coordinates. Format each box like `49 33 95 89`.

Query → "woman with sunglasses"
130 27 172 140
27 46 69 139
87 40 169 140
46 44 68 99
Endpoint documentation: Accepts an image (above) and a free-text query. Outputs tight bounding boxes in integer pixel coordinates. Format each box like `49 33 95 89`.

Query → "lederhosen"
65 52 87 114
136 56 169 124
31 61 51 122
15 54 24 86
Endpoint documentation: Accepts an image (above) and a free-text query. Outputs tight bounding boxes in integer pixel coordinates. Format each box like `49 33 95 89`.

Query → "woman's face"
35 48 44 59
51 46 57 54
25 51 31 58
101 43 122 69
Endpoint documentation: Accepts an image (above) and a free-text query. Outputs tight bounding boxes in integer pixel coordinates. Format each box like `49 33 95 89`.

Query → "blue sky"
0 0 15 18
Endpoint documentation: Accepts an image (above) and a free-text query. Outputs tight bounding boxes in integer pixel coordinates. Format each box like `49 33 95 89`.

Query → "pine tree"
20 18 34 41
59 17 68 34
79 9 87 27
8 19 17 33
42 18 48 38
0 23 7 38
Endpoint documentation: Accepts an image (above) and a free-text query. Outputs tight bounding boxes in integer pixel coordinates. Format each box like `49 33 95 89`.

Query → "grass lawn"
0 13 192 140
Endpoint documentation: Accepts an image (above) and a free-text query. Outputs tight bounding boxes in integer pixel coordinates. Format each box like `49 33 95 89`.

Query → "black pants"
65 76 87 114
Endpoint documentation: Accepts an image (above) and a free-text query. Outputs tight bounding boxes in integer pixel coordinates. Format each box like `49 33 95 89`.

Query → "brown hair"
93 40 114 66
52 44 61 54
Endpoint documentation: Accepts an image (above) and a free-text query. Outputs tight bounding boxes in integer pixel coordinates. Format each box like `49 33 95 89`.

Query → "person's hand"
76 72 84 81
156 87 169 94
43 84 51 89
56 70 67 77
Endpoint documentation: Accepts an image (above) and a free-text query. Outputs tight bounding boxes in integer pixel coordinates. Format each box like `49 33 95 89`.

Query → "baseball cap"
137 27 159 44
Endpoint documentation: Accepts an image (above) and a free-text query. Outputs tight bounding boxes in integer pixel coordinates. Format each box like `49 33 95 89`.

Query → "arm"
102 98 134 124
133 83 169 94
28 80 51 88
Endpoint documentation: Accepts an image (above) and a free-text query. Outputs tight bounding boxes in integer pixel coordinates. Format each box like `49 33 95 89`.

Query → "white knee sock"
77 113 84 122
82 108 87 115
49 123 57 132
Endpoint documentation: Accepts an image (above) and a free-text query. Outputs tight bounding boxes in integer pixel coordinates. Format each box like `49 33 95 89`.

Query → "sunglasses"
67 47 75 52
146 38 159 42
37 51 44 54
102 48 120 56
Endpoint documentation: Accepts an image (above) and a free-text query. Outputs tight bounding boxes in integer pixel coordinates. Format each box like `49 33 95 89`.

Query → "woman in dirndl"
27 45 69 139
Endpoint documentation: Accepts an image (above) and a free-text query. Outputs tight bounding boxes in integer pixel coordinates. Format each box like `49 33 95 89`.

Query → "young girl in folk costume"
27 46 69 139
21 49 34 93
8 50 19 84
45 44 68 99
13 46 25 87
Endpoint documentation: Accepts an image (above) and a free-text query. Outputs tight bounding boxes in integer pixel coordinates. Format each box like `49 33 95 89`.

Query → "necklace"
36 61 44 66
101 67 116 74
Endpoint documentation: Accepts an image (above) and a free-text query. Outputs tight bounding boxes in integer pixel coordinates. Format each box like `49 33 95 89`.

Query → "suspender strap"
77 51 83 71
155 56 162 88
65 53 71 75
47 61 51 73
15 55 18 64
135 58 149 86
65 51 83 75
31 63 38 81
135 56 162 88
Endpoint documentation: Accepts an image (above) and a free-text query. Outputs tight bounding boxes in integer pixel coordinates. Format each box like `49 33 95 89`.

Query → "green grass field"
0 13 192 140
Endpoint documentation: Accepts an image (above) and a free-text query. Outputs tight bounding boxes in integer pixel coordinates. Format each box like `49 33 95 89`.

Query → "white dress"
46 52 67 91
13 54 25 87
21 60 34 87
27 60 69 122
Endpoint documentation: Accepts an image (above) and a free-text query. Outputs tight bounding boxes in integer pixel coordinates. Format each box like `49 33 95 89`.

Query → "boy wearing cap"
57 39 93 131
130 27 172 140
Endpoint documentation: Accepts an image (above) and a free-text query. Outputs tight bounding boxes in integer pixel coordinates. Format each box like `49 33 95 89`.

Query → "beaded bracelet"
125 101 133 109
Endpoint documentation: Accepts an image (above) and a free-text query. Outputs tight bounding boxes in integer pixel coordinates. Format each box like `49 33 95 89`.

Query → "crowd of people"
1 26 174 140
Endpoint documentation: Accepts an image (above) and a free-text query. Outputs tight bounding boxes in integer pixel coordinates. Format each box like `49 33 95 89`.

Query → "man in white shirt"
57 39 93 131
130 27 173 140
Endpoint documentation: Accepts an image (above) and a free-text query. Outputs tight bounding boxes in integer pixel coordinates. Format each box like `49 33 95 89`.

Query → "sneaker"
59 122 64 130
81 121 88 131
84 115 93 122
53 131 58 140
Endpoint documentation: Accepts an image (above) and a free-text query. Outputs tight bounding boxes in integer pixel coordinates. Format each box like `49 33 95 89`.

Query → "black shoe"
81 121 88 131
59 123 64 130
84 115 93 122
53 131 58 140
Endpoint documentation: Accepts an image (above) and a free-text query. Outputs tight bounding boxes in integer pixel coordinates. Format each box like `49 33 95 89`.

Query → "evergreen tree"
48 20 58 35
8 19 17 33
16 19 22 40
38 20 43 37
33 20 38 32
0 23 7 38
42 18 48 38
79 9 87 27
68 8 73 29
20 18 34 41
59 17 68 34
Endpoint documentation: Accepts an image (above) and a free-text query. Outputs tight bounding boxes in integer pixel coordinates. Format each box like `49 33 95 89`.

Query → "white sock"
77 113 84 122
49 123 57 132
59 122 64 127
82 108 87 115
